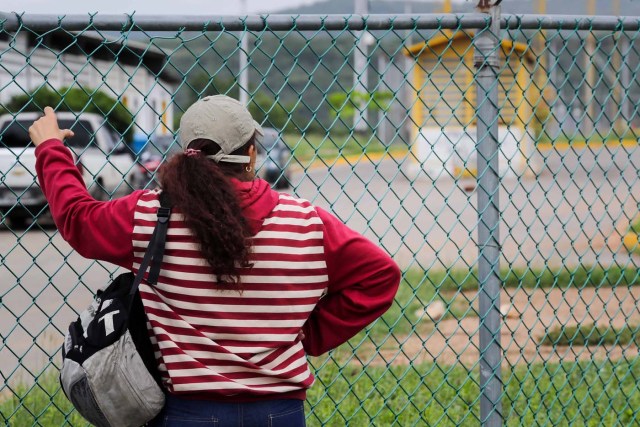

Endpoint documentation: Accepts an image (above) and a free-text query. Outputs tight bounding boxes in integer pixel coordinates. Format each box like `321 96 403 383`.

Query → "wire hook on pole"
477 0 502 11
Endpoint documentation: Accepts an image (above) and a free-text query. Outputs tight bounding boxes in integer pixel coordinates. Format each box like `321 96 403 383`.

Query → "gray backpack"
60 195 170 426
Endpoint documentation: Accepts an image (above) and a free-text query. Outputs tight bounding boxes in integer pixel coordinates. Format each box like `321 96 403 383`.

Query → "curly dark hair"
157 137 255 285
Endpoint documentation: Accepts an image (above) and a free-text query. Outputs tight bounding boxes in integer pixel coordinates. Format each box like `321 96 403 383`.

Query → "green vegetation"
162 32 354 129
364 268 475 342
286 132 404 166
539 323 640 346
3 87 134 142
5 359 640 426
360 264 640 343
327 90 393 120
3 264 639 424
306 359 640 426
173 72 295 132
409 264 640 293
160 31 415 136
248 94 293 131
0 371 86 426
537 128 639 146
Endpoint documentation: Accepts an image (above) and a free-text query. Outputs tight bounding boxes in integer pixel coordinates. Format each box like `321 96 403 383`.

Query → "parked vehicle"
129 134 180 190
131 129 291 190
256 127 291 190
0 112 137 226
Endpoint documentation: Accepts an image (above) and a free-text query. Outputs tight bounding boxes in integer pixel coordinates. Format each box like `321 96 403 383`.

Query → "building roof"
404 31 535 63
25 29 180 84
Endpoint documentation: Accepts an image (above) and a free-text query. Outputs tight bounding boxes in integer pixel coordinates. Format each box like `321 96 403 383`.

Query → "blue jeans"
148 394 306 427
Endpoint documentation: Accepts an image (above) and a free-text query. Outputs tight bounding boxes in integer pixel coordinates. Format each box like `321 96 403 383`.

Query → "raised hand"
28 106 75 146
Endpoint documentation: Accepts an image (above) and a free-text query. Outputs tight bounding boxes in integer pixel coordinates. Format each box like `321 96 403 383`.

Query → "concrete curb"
291 148 409 172
291 139 638 173
537 139 637 151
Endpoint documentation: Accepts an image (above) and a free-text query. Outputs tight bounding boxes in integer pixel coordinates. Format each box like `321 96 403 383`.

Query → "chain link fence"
1 9 640 426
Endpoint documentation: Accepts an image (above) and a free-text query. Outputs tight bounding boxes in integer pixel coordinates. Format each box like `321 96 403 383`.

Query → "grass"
539 323 640 347
284 132 404 166
537 129 638 146
0 371 86 427
288 130 640 162
402 264 640 294
306 358 640 426
4 264 640 424
344 264 640 354
4 359 640 426
282 129 638 164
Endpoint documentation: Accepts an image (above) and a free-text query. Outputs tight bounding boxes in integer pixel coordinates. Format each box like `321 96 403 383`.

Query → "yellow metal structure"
404 31 538 178
405 31 535 132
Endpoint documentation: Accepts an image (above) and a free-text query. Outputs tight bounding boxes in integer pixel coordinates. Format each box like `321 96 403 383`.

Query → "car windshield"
142 136 180 157
102 128 120 150
59 120 94 149
0 120 31 148
258 130 281 153
1 119 94 149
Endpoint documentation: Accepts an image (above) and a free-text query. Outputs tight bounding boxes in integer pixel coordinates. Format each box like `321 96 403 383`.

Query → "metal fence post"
474 1 503 426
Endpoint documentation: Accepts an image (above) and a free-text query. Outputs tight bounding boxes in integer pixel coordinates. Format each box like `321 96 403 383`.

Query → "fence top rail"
0 12 639 32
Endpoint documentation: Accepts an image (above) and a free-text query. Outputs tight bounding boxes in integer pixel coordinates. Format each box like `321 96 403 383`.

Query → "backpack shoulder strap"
128 191 172 297
147 191 172 284
159 191 172 209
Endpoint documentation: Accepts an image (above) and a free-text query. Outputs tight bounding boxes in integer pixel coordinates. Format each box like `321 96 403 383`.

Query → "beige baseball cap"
179 95 263 164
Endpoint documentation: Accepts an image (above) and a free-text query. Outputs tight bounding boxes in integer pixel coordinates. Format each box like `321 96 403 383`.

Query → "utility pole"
403 1 413 144
353 0 370 132
443 0 453 36
584 0 596 134
239 0 250 106
536 0 549 142
612 0 627 133
404 0 413 52
537 0 547 85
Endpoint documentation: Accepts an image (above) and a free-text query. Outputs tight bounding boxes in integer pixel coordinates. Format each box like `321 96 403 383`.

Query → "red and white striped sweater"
35 139 401 401
133 191 327 396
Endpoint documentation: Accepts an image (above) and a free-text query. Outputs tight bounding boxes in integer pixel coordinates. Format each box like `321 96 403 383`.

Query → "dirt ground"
375 286 640 367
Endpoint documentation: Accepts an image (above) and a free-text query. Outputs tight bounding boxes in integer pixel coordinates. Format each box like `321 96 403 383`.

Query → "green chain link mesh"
1 12 640 426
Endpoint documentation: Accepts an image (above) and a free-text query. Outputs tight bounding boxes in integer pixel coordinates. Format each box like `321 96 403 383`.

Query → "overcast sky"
1 0 318 15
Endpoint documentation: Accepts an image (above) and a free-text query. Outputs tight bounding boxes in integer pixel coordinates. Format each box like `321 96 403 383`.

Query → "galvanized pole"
583 0 596 134
238 0 250 106
536 0 547 90
353 0 369 132
474 1 503 426
403 0 413 145
620 36 631 125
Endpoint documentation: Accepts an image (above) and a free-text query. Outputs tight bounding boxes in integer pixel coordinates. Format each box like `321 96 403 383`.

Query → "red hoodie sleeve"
301 206 401 356
35 138 143 269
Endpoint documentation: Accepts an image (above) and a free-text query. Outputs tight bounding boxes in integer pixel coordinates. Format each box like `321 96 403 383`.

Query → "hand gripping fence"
2 7 640 426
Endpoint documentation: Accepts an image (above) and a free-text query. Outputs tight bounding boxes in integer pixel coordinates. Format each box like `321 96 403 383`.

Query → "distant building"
0 30 178 147
403 31 542 178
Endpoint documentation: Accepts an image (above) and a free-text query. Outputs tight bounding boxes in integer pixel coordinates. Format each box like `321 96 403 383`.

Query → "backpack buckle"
157 207 171 223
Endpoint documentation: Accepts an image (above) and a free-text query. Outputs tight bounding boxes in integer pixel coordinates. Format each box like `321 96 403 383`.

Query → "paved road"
292 145 640 270
2 145 640 378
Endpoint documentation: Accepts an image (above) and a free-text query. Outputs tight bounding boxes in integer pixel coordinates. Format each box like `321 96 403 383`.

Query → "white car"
0 112 137 227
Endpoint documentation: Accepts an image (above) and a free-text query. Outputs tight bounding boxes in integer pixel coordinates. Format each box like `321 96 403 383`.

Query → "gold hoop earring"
245 165 252 173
